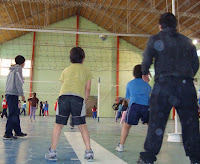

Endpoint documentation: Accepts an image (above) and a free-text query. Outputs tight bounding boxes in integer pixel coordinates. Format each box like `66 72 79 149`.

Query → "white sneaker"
84 149 94 162
45 148 57 161
115 143 124 152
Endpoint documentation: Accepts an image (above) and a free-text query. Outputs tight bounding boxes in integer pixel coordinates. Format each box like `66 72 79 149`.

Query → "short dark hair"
15 55 25 65
70 47 85 63
119 99 123 105
133 64 142 78
24 100 26 103
159 12 177 29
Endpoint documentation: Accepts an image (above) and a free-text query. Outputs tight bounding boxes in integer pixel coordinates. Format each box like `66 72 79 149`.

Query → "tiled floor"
0 116 198 164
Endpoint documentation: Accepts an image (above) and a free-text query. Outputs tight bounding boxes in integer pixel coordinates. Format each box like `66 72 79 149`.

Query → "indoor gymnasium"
0 0 200 164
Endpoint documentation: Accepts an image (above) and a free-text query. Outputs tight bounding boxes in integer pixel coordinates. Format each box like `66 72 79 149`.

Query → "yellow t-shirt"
59 64 93 98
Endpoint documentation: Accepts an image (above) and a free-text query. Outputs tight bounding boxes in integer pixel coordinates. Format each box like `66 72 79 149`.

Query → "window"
0 58 31 77
197 49 200 57
23 60 31 77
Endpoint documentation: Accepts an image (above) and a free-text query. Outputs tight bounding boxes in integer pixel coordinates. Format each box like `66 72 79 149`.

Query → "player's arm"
191 44 199 76
85 80 92 102
142 36 155 82
15 71 25 101
125 84 130 105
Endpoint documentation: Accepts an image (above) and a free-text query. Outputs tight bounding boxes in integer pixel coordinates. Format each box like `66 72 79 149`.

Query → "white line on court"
64 132 127 164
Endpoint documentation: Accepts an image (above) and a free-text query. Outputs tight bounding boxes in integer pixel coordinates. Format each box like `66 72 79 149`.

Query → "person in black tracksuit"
138 12 200 164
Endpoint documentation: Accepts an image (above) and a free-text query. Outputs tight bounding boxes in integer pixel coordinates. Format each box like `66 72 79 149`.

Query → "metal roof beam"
97 0 113 26
87 0 98 20
82 0 91 17
122 0 163 33
1 3 18 38
20 1 28 24
108 0 140 32
28 0 35 25
92 0 106 22
12 1 25 35
136 0 199 48
0 5 75 29
3 0 199 18
102 0 122 29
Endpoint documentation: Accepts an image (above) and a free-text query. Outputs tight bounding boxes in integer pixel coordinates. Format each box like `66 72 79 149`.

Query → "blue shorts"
125 103 149 125
56 95 86 125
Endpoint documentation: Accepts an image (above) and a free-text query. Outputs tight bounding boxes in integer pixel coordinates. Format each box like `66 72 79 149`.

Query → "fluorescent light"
197 49 200 56
193 40 198 45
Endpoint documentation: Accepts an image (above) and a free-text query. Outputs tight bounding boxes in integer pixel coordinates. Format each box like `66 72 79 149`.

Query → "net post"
29 31 36 115
97 77 100 122
76 14 79 46
116 36 119 101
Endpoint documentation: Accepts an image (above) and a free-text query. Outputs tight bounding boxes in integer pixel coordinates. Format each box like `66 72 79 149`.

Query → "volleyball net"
0 24 145 116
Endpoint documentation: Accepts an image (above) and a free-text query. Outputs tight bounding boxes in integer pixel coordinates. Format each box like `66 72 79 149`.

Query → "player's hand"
21 95 25 101
142 73 152 83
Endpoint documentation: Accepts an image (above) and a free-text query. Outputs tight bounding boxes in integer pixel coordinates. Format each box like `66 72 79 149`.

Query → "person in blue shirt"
116 64 151 152
20 101 27 116
44 101 49 117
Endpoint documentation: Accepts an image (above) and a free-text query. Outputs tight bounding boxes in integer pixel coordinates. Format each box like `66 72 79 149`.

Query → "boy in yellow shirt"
45 47 94 161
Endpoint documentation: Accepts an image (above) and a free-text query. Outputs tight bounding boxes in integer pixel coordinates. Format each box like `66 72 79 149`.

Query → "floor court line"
64 132 127 164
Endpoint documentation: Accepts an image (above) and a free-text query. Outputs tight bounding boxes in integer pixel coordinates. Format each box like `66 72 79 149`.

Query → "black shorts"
56 95 86 125
125 103 149 125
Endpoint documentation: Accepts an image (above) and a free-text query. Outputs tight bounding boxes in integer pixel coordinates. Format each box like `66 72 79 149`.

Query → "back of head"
159 12 177 29
119 99 123 104
123 100 128 107
70 47 85 63
133 64 142 78
15 55 25 65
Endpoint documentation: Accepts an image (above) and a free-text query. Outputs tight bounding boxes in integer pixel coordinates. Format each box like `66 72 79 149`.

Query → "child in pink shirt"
120 100 128 124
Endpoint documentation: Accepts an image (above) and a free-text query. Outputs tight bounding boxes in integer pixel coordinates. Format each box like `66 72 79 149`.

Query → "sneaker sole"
3 136 18 140
3 137 13 140
84 156 94 162
84 157 94 162
115 147 124 152
45 155 57 161
117 149 124 152
15 135 27 138
87 159 94 162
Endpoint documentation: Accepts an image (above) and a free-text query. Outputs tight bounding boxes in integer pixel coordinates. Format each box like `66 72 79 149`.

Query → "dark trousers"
1 108 7 118
20 108 26 116
92 111 97 119
140 77 200 163
5 95 22 136
115 111 121 121
39 108 42 116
